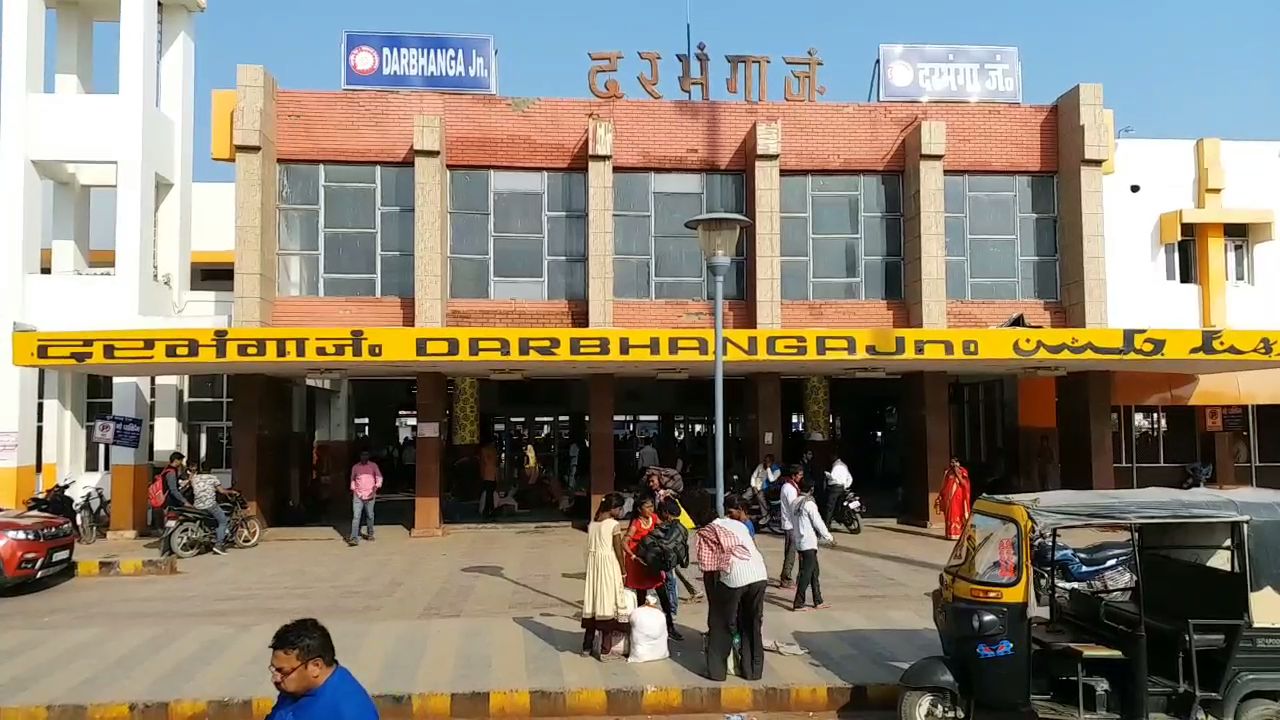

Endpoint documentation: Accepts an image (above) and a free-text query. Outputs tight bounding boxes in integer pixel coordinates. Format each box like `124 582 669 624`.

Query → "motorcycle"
161 492 262 558
25 478 77 525
1031 534 1135 603
1183 461 1213 489
740 482 784 535
75 486 110 545
831 488 864 534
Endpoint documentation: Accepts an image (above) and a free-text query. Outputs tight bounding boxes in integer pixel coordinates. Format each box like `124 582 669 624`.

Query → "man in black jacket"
638 497 691 640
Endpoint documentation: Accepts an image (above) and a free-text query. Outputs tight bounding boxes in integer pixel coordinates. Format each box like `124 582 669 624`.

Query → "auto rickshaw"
900 487 1280 720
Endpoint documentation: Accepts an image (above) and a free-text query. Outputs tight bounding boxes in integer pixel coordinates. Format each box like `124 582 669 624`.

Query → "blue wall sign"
105 415 143 450
342 31 497 93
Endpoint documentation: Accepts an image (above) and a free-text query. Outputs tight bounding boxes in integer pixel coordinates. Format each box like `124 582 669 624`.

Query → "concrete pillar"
114 0 161 315
901 372 950 527
450 377 480 445
232 65 279 328
903 120 947 328
748 373 783 467
152 376 182 464
1055 372 1114 490
413 115 447 326
230 375 292 524
750 121 782 329
53 1 93 94
156 3 196 300
413 372 447 537
50 182 91 274
588 375 616 513
108 378 153 534
587 118 615 327
802 376 831 440
1055 84 1110 328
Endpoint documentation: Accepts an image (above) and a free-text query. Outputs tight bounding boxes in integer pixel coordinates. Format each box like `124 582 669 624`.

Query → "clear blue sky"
11 0 1280 182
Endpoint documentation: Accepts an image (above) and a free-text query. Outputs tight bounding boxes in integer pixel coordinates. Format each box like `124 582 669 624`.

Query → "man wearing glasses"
266 618 377 719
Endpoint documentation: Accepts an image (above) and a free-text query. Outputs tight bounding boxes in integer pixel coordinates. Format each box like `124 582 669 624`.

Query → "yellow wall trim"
211 89 237 162
0 465 37 511
191 251 235 265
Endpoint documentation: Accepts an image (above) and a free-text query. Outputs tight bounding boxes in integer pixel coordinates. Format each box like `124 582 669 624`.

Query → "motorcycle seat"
1073 542 1133 567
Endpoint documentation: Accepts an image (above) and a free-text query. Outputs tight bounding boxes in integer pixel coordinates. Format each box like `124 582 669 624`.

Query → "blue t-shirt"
741 518 756 537
266 665 377 720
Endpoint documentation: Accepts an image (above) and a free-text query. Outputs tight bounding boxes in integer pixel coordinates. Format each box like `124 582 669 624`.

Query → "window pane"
781 176 808 214
865 258 903 300
492 171 543 192
1164 407 1197 464
323 232 377 275
614 215 651 256
323 277 377 297
449 257 489 298
863 174 901 214
614 258 650 299
449 213 489 256
811 195 860 236
1018 217 1057 258
782 217 809 257
1020 260 1059 300
782 260 809 300
548 260 586 300
279 165 320 205
705 260 746 301
493 193 544 235
614 173 651 213
323 164 376 184
187 401 226 423
946 259 968 299
967 194 1016 236
654 236 703 278
278 255 319 296
279 209 320 251
1257 405 1280 464
380 210 414 253
1017 175 1055 215
706 174 744 213
944 175 966 214
811 237 859 279
324 186 376 230
864 217 902 257
945 217 967 258
653 193 701 236
547 172 586 213
380 254 414 297
654 280 703 299
967 174 1015 193
548 216 586 258
1165 244 1178 282
189 375 224 400
811 281 859 299
653 173 701 193
450 170 490 212
968 238 1017 279
968 281 1019 300
493 237 544 278
492 280 543 300
811 175 859 193
87 376 113 401
380 166 415 208
1177 240 1197 284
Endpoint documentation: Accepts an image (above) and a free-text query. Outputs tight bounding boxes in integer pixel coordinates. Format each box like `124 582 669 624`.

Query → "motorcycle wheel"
78 507 98 545
843 512 863 535
234 516 263 548
170 522 204 558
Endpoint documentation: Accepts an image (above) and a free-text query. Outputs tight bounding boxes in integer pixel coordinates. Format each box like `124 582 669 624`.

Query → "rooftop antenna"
866 58 881 102
685 0 692 99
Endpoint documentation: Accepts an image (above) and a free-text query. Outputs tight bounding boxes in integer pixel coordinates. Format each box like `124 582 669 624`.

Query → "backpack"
147 472 167 509
638 522 689 572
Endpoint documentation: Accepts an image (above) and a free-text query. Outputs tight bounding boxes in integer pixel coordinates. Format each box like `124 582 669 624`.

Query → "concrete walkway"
0 521 950 709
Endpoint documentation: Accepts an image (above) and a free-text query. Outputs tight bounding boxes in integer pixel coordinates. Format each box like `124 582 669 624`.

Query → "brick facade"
270 298 413 326
445 300 588 328
781 301 910 328
945 301 1068 328
612 300 752 330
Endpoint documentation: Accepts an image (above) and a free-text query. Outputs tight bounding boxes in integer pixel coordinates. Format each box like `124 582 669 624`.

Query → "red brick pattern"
780 301 910 328
613 300 752 329
446 300 587 327
276 93 1057 173
946 301 1067 328
271 298 413 327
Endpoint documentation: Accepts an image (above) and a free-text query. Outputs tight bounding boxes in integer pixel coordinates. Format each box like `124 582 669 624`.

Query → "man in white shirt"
749 454 779 491
697 496 768 681
637 436 660 472
791 476 835 611
778 464 802 588
823 455 854 524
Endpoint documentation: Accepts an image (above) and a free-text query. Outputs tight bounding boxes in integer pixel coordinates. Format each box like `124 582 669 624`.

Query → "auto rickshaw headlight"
970 609 1003 636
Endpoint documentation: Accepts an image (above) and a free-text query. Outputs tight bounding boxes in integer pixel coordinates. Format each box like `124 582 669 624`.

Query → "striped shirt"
709 519 768 588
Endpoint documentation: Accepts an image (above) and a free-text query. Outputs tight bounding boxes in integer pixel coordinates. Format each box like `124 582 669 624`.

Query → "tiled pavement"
0 521 948 707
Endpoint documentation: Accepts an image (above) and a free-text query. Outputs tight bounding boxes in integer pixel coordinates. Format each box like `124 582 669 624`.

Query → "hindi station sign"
587 43 826 103
878 44 1021 103
342 31 496 93
91 415 143 449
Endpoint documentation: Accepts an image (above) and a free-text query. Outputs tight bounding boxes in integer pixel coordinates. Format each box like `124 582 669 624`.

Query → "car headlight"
3 529 42 541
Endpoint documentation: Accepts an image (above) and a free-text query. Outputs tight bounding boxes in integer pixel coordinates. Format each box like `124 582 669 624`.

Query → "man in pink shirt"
348 450 382 547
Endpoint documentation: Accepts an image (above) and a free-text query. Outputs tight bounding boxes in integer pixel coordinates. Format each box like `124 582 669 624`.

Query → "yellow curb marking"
563 689 609 716
412 692 451 718
119 559 145 575
251 697 275 719
789 685 830 711
166 700 208 720
641 687 683 715
0 708 50 720
720 686 755 713
76 561 100 576
87 704 132 720
488 690 532 718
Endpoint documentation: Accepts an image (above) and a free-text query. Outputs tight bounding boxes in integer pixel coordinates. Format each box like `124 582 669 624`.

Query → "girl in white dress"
581 492 632 659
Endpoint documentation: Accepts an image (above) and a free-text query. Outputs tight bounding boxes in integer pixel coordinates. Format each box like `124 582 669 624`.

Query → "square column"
749 121 782 329
587 118 615 327
588 375 616 513
108 377 153 534
903 121 947 328
1055 372 1115 490
0 365 39 510
232 65 279 328
39 370 80 489
152 376 182 463
748 373 783 467
413 373 447 537
49 181 90 274
155 3 197 301
900 372 950 527
413 115 447 327
1055 84 1110 328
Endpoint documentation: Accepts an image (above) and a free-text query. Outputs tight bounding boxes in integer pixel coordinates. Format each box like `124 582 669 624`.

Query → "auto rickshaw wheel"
899 689 955 720
1237 698 1280 720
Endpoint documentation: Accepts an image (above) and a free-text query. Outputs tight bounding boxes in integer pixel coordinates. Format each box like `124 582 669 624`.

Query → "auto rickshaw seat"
1071 542 1135 567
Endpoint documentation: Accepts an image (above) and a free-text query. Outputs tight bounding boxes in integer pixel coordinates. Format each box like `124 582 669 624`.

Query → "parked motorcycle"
1031 534 1135 602
25 479 77 525
1183 462 1213 489
831 489 865 534
162 492 262 558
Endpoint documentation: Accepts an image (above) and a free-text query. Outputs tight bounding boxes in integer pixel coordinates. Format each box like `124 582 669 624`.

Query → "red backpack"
147 473 167 509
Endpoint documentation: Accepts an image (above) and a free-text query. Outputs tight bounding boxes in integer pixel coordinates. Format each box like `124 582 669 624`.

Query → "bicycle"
75 485 111 545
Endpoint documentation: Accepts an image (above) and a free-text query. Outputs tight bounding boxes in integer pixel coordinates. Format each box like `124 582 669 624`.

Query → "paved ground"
0 520 949 707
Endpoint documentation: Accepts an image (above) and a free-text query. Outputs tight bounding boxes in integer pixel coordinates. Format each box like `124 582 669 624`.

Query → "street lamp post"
686 212 752 516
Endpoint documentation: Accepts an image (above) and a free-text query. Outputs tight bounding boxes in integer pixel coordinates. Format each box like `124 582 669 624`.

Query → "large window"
613 172 746 300
1165 224 1197 285
1111 405 1197 465
780 174 903 300
186 375 232 471
277 164 415 297
945 174 1058 300
448 170 586 300
84 375 112 472
1226 224 1250 285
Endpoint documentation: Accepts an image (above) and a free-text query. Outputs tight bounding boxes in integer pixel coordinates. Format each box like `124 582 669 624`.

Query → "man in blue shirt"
266 618 377 719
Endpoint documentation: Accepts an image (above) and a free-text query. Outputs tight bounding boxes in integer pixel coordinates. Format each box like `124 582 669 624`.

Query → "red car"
0 510 76 588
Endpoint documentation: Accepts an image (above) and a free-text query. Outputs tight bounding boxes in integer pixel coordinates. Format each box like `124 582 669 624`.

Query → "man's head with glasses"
269 618 339 696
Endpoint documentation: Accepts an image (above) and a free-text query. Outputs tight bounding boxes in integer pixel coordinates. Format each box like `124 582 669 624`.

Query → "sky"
8 0 1280 184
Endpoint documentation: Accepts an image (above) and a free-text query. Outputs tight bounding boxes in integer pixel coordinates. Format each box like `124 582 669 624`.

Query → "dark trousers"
794 549 823 608
705 577 766 681
635 587 676 629
823 486 845 524
780 531 797 582
479 480 497 518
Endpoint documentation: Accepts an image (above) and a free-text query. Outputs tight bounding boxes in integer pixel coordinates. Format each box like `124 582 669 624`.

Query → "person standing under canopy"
937 457 972 541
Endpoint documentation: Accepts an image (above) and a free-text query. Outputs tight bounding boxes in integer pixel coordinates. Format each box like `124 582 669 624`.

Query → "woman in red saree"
936 457 972 540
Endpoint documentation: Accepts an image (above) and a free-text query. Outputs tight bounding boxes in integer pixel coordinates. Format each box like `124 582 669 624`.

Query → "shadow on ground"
793 628 939 685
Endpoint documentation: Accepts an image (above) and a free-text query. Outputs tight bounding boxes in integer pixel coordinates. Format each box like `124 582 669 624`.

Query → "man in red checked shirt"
695 496 769 682
347 451 382 547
